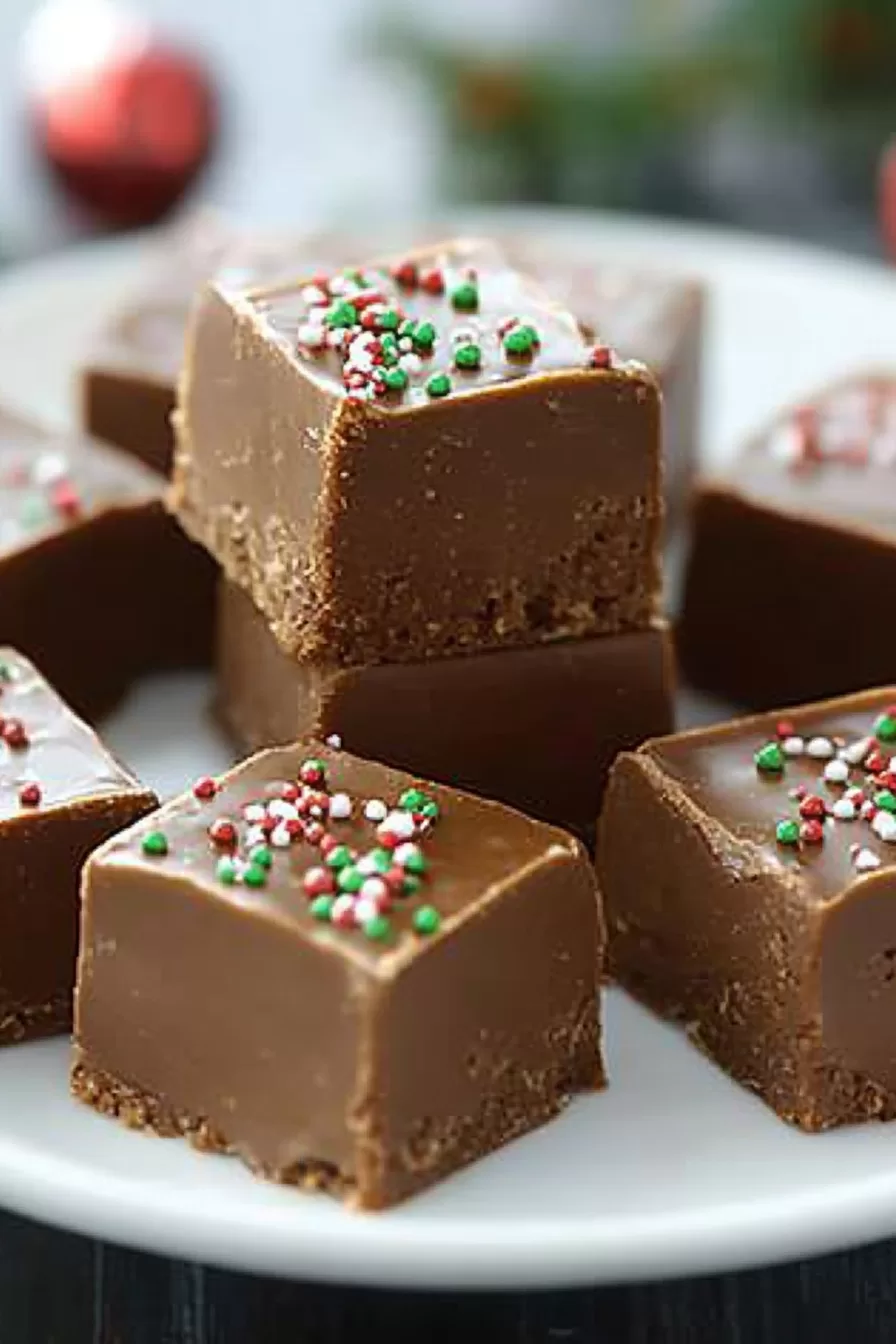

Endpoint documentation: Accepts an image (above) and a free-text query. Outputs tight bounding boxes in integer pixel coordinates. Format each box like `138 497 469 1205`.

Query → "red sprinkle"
800 820 825 845
775 719 795 740
319 833 338 857
208 818 237 849
866 748 887 774
280 783 300 803
799 794 827 821
18 782 41 807
877 771 896 792
392 261 418 289
299 760 325 786
589 345 612 369
303 867 334 899
303 820 325 846
284 817 305 841
192 776 217 802
384 865 407 893
420 267 445 295
51 481 81 520
2 719 28 749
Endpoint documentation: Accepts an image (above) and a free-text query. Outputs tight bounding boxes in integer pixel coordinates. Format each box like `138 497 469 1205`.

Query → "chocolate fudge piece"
680 374 896 709
81 213 343 475
172 238 663 666
216 578 674 838
504 239 704 522
0 649 156 1042
599 688 896 1130
72 740 602 1208
0 407 215 720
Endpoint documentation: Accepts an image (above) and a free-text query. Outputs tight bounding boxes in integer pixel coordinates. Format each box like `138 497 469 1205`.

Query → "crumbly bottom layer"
72 1015 603 1210
0 996 71 1046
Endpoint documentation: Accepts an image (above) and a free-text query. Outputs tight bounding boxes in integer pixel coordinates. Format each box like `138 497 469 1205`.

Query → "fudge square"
680 373 896 710
82 212 347 475
73 740 603 1209
0 649 156 1042
503 237 704 522
0 405 214 720
171 238 662 666
216 577 674 839
599 689 896 1131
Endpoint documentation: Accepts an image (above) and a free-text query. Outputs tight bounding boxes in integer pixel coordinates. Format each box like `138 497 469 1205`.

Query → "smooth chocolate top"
0 648 150 815
94 740 581 974
241 238 634 409
0 408 161 556
642 689 896 905
722 374 896 531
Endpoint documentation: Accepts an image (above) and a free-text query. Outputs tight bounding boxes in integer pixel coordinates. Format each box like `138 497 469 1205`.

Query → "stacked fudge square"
170 237 673 839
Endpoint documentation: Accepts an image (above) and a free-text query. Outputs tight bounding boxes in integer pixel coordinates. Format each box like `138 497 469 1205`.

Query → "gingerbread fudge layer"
171 238 662 665
82 212 346 475
600 689 896 1130
0 407 215 719
680 374 896 709
216 579 674 838
73 740 602 1209
0 649 156 1042
504 238 703 522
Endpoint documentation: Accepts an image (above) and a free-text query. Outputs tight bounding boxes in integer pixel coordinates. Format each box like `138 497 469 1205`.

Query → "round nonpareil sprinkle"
782 736 805 757
364 798 388 823
192 776 217 801
854 848 882 872
873 811 896 842
776 820 800 846
426 373 451 398
454 342 482 371
755 742 785 773
18 782 40 807
806 736 835 759
141 831 168 858
2 719 28 749
413 905 441 936
823 759 850 785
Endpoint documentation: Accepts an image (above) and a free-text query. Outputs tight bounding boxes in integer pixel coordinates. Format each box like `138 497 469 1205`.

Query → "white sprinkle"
245 823 267 849
862 799 877 820
364 798 388 823
300 284 327 306
354 896 381 926
398 336 413 353
326 328 348 349
331 894 357 926
832 798 857 821
360 877 389 903
269 824 293 848
329 275 350 295
839 736 872 766
872 811 896 842
325 734 342 749
807 736 835 760
394 841 421 868
267 799 297 821
782 736 805 757
356 854 381 876
399 352 422 376
32 452 68 486
329 792 352 821
854 847 882 872
823 759 850 785
297 322 325 349
243 803 267 823
379 811 415 842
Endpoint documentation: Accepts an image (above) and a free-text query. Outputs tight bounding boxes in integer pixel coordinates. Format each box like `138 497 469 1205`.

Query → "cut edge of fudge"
600 688 896 1131
72 739 603 1207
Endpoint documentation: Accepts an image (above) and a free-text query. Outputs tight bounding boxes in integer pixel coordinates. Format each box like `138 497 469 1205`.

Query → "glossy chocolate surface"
75 741 601 1207
0 406 214 720
173 236 662 665
0 648 156 1043
216 578 674 838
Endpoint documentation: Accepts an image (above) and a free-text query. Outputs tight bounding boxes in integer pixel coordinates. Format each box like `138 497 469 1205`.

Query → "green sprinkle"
426 373 452 398
141 830 168 858
249 844 273 869
377 308 400 331
454 343 481 371
399 788 427 812
413 321 436 351
403 850 428 877
243 863 268 889
451 281 479 312
325 300 357 329
310 894 334 921
381 366 409 393
0 661 12 683
420 799 440 821
876 714 896 743
413 905 441 936
402 874 423 898
755 742 785 774
337 865 364 894
503 324 539 357
216 856 238 885
368 848 393 874
776 819 800 846
363 914 392 942
398 318 417 339
876 790 896 814
325 844 354 871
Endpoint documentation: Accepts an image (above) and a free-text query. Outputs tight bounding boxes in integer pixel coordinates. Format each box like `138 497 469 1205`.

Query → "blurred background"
4 0 896 260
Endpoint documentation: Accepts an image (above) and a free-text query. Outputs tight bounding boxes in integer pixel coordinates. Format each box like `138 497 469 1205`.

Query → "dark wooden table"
8 1208 896 1343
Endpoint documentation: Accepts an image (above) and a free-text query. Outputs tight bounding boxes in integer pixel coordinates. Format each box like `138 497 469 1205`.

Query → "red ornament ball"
26 3 217 229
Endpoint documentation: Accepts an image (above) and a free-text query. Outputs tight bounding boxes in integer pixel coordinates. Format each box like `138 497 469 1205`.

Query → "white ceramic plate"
0 210 894 1291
